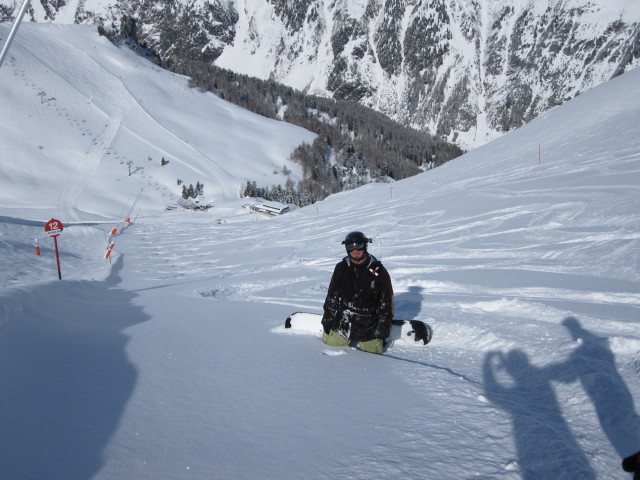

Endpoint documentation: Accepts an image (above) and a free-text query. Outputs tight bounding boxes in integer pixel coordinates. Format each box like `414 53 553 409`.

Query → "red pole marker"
44 218 64 279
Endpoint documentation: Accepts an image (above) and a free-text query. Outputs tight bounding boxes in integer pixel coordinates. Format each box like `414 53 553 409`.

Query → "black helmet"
342 231 371 252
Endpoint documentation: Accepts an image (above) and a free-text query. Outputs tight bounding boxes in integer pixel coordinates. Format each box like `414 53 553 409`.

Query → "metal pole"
53 235 62 280
0 0 32 70
538 143 541 165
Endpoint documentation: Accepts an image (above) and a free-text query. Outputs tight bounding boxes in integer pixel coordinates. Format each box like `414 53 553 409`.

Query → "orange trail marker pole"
104 242 115 259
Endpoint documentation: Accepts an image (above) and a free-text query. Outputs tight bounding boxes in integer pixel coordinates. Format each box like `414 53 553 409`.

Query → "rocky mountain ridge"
2 0 639 149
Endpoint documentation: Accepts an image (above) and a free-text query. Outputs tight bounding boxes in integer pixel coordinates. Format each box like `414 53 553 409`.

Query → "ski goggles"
344 241 367 252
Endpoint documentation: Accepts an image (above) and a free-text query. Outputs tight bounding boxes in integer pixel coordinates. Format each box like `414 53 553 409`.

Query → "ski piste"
283 312 433 347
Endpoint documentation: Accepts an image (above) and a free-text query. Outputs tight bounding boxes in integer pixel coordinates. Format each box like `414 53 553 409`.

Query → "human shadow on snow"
483 347 596 479
550 317 640 459
483 317 640 479
0 256 150 480
394 285 424 321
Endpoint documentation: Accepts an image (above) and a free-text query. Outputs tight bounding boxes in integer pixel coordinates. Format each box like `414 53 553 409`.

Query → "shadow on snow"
393 287 640 478
394 285 424 321
0 256 149 480
483 316 640 479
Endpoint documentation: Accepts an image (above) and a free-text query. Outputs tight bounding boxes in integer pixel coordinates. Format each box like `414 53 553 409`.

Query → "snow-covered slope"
0 24 639 480
0 23 315 222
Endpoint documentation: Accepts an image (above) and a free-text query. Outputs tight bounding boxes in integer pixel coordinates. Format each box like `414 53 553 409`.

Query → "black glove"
321 317 333 335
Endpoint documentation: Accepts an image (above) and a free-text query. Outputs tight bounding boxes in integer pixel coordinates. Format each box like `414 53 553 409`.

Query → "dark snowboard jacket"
322 254 394 342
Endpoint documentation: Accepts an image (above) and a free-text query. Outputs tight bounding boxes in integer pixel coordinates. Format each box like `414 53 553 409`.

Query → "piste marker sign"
44 218 64 237
44 218 64 279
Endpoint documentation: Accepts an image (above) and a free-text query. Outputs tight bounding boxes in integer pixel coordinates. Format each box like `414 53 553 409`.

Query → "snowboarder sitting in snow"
321 231 394 354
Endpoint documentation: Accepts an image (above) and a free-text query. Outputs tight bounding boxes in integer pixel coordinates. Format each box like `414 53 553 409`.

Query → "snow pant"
322 330 384 355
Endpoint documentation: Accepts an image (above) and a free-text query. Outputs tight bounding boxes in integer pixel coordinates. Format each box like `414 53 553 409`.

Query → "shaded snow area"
1 23 639 480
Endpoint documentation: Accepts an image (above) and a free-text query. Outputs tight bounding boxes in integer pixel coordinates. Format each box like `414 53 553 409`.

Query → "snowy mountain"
3 0 639 150
215 0 640 150
1 23 640 480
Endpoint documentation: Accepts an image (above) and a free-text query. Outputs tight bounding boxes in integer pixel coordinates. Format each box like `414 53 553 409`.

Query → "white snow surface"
1 23 640 480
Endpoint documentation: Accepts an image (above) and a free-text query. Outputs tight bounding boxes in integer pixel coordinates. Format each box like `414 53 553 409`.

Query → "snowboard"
283 312 433 346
